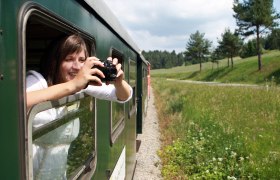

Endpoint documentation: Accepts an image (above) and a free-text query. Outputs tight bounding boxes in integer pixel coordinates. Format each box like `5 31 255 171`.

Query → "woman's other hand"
106 57 131 101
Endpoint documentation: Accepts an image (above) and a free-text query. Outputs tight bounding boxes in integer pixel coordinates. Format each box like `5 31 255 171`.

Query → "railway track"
134 87 162 180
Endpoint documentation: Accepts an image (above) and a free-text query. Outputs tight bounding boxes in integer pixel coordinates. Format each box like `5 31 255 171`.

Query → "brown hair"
40 34 89 86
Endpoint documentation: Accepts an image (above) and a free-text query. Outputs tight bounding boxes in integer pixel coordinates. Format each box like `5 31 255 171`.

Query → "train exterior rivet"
0 29 3 35
0 74 3 80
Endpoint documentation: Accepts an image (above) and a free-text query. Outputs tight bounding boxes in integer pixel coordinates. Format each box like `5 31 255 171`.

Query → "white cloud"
130 29 187 52
103 0 279 53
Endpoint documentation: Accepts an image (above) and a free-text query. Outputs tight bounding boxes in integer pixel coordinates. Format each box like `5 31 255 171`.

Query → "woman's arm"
27 57 104 111
114 80 131 101
111 58 131 101
26 81 78 111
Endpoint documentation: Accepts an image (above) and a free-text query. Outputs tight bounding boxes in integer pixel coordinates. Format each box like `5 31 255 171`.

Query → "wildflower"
231 151 237 158
239 157 244 162
227 176 237 180
266 84 269 91
218 158 223 162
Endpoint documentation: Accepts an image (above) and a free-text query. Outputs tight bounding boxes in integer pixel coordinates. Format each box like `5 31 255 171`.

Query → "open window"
110 48 125 145
21 4 97 179
26 15 95 72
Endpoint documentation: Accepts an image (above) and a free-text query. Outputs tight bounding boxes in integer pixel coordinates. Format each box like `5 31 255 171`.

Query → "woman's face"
58 50 86 83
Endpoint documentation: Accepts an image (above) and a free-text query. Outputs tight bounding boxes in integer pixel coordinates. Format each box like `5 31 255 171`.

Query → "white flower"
231 151 237 158
227 176 237 180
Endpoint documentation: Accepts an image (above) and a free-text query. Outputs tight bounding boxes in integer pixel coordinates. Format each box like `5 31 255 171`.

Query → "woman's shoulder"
26 70 48 91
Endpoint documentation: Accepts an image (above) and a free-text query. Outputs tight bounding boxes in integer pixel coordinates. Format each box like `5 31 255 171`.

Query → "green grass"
153 79 280 179
152 50 280 85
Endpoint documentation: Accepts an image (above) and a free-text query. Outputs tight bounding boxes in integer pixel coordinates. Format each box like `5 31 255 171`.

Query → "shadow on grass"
202 67 234 81
267 68 280 84
186 71 200 79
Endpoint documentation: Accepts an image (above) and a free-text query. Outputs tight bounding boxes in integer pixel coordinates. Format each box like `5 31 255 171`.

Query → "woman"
26 34 132 179
27 34 131 110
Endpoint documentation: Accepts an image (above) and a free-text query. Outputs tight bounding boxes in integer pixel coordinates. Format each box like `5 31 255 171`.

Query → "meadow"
152 51 280 179
152 50 280 85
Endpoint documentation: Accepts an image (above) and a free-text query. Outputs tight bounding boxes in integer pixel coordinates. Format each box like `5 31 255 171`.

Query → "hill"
151 50 280 85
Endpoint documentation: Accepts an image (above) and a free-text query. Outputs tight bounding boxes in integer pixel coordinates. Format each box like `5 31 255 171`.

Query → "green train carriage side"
136 55 150 134
0 0 149 179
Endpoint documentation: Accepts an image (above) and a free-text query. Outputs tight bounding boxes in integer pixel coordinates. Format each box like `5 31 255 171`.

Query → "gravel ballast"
133 87 162 180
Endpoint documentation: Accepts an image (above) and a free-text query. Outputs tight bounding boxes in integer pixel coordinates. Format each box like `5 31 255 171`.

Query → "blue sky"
103 0 280 53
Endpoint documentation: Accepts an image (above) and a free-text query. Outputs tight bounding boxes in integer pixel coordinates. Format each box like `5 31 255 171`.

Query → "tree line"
144 0 280 71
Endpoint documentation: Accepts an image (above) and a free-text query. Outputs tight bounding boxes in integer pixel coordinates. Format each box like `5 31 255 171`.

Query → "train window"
128 59 137 118
27 95 96 179
129 59 136 89
26 16 95 71
110 48 125 145
23 9 97 179
143 66 148 116
66 97 96 179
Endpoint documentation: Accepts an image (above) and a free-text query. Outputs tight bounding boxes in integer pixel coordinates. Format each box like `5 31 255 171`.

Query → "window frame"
19 2 97 179
27 94 97 179
128 58 137 119
109 48 125 145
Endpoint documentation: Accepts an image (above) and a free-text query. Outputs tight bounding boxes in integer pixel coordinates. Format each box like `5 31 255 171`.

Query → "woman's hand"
105 57 124 85
106 57 131 101
72 57 105 90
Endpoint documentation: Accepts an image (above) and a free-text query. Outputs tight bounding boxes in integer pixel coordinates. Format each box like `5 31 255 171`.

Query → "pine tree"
233 0 280 70
218 28 242 68
185 31 212 71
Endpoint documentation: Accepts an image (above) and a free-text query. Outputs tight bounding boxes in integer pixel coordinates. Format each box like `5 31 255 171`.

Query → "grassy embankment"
152 50 280 85
152 50 280 179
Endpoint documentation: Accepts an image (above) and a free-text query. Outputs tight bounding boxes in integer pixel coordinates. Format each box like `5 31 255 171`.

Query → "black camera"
94 60 117 82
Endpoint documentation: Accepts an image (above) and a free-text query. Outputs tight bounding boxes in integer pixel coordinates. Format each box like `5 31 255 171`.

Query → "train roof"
81 0 141 54
140 53 150 65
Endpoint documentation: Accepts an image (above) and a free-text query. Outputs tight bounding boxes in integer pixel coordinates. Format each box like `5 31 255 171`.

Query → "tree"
142 50 185 69
176 52 185 66
185 31 212 71
240 39 258 58
233 0 280 70
264 28 280 50
211 46 226 69
218 28 242 68
211 46 225 61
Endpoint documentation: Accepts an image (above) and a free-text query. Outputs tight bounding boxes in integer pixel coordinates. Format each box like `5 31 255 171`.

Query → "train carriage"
0 0 149 179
